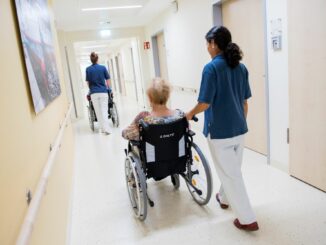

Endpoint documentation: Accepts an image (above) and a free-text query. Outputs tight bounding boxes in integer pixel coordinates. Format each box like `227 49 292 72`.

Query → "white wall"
108 39 145 107
145 0 212 89
266 0 289 171
144 0 213 129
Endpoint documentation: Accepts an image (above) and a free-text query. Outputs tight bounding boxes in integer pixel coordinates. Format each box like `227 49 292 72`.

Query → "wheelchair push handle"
192 115 199 122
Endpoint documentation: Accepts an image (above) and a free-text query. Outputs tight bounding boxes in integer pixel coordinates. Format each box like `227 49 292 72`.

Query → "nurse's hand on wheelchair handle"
192 115 199 122
186 112 198 122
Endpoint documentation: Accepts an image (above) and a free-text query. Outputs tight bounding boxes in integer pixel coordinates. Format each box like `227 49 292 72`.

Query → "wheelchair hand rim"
185 142 212 205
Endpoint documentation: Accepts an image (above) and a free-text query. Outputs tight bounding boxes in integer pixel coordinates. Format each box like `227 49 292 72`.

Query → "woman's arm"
122 111 150 140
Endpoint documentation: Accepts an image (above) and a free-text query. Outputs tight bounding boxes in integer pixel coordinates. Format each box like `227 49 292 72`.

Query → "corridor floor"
69 96 326 245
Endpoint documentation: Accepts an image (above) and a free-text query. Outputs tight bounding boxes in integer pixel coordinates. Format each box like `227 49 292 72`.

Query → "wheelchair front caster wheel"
171 174 180 190
149 200 154 207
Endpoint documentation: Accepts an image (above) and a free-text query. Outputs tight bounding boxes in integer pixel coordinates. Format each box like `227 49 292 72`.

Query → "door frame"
151 33 161 77
151 30 169 79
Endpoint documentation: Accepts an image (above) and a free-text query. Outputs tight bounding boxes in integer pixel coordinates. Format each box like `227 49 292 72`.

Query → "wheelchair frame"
87 91 119 131
124 117 213 221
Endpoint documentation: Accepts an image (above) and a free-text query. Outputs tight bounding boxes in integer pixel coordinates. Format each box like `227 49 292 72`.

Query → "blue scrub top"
86 64 110 94
198 54 252 139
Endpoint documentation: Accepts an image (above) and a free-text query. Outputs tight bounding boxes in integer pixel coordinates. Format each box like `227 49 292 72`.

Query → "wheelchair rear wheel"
87 103 96 132
185 142 212 205
110 102 119 127
125 155 147 221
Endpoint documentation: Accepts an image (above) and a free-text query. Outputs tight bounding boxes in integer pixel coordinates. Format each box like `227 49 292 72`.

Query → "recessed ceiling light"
82 45 106 49
82 5 142 12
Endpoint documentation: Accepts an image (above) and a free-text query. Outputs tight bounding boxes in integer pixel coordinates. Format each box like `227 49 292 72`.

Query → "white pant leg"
99 93 110 133
91 93 110 133
207 134 256 224
208 140 228 205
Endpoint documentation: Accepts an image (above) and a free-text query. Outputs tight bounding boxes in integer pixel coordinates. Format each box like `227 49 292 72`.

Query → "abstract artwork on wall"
14 0 61 114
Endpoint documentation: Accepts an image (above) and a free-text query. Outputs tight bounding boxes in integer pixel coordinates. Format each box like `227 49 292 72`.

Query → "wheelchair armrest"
188 130 196 137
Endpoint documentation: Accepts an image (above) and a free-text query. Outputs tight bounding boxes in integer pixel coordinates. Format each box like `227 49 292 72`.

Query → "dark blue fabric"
198 54 252 139
86 64 110 94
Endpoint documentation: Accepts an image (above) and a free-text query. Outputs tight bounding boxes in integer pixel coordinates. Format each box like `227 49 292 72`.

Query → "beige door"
157 32 169 81
222 0 267 155
288 0 326 191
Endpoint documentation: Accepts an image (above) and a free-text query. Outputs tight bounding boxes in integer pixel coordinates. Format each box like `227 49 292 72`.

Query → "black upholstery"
139 117 190 179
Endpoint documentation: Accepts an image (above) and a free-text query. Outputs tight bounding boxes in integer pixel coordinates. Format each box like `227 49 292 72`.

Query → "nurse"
186 26 259 231
86 52 111 135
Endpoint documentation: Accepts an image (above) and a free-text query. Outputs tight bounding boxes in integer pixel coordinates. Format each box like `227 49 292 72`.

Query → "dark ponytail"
205 26 243 68
224 42 242 68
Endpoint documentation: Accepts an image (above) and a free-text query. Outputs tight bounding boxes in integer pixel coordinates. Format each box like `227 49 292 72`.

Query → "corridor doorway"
152 32 169 81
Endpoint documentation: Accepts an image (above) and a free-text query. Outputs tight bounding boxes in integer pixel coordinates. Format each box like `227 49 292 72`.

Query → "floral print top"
122 110 185 141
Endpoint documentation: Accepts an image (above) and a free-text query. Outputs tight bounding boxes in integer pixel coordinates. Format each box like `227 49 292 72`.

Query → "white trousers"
207 134 256 224
91 93 110 133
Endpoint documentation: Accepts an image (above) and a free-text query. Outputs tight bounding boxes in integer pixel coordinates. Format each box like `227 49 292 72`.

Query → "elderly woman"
122 78 184 140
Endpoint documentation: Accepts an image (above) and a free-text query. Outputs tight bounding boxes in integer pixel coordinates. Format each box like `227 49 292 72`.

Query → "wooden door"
288 0 326 191
222 0 267 155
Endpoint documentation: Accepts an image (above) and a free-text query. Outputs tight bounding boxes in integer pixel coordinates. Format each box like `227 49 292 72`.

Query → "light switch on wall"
272 35 282 50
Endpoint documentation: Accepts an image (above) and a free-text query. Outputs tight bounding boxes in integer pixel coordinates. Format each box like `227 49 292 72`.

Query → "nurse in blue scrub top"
86 52 112 135
186 26 259 231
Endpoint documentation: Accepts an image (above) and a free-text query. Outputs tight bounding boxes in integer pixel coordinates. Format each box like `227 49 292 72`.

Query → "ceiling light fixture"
82 45 107 49
82 5 142 12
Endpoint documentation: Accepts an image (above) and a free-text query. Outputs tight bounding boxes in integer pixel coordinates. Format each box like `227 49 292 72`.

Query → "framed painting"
14 0 61 113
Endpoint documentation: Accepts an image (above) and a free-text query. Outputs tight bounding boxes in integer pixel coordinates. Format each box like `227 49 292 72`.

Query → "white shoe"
103 131 110 135
99 128 110 135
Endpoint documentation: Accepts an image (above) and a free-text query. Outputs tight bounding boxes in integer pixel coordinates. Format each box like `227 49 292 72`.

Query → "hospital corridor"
1 0 326 245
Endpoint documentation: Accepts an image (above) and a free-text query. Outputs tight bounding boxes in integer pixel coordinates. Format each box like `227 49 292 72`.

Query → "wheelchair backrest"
139 117 189 163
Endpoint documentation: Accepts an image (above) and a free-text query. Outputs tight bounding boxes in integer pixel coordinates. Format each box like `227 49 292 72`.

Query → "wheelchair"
87 91 119 131
124 117 213 221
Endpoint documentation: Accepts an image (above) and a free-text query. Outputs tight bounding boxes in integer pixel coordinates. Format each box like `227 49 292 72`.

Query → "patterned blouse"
122 110 185 141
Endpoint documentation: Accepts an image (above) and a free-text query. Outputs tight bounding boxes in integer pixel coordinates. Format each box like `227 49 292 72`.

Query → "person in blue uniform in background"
86 52 111 135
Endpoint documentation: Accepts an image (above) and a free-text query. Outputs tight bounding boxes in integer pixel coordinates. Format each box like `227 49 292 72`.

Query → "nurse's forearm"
188 102 210 118
243 100 248 119
106 79 111 88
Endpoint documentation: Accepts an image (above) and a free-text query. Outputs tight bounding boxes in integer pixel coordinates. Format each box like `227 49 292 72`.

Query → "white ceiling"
52 0 173 31
74 38 133 63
